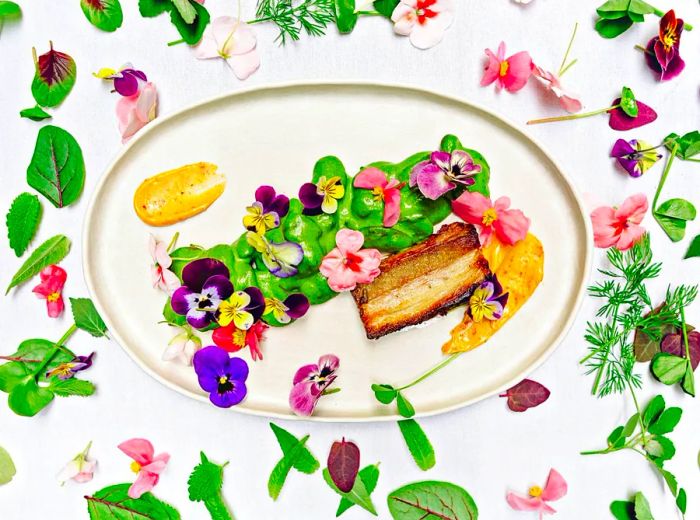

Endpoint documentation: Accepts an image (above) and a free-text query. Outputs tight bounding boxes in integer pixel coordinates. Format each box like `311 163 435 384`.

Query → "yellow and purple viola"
410 149 481 200
263 294 310 324
468 276 509 322
171 258 234 329
242 185 290 234
610 139 662 178
644 10 685 81
217 287 266 330
299 175 345 215
246 231 304 278
46 352 95 380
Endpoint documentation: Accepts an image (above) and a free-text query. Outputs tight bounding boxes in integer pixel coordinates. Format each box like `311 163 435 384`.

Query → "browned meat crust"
351 222 491 339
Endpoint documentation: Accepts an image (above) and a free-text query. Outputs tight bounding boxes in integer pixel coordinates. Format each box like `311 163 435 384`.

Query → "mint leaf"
0 446 16 485
398 419 435 471
268 432 316 501
86 483 181 519
396 392 415 418
48 378 95 397
31 43 76 108
19 105 51 121
6 193 42 257
323 467 377 515
336 464 380 517
188 452 233 520
70 298 108 338
168 1 209 44
387 480 479 520
269 423 319 473
5 234 70 294
80 0 123 32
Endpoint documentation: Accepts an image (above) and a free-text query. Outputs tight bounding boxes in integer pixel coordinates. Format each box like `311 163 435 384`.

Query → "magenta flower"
32 264 67 318
193 346 249 408
171 259 234 329
289 354 339 416
353 167 405 227
320 229 382 292
644 10 685 81
410 150 481 200
112 68 147 97
118 438 170 499
610 139 662 178
481 41 533 93
507 468 568 518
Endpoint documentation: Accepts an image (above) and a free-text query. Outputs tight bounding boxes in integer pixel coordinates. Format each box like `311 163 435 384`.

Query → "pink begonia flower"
506 468 567 519
192 17 260 80
391 0 455 50
57 442 96 485
452 191 530 246
116 82 157 143
118 438 170 499
32 265 67 318
481 41 534 93
353 167 405 227
289 354 340 416
590 193 648 251
149 235 179 294
532 66 582 113
320 229 382 292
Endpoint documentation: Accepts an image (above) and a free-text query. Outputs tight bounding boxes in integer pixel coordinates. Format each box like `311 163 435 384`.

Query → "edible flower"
299 176 345 215
118 438 170 499
162 326 201 366
590 193 648 251
289 354 340 416
32 264 67 318
644 10 685 81
263 294 310 324
480 41 533 93
468 276 509 322
532 67 582 114
46 353 95 380
452 192 530 246
391 0 455 50
149 234 179 294
506 468 567 519
410 150 481 200
57 441 96 485
320 229 382 292
116 81 157 143
193 346 249 407
353 167 405 227
171 258 234 329
610 139 662 178
217 287 265 330
243 185 290 234
192 17 260 80
246 232 304 278
94 64 147 97
213 321 268 361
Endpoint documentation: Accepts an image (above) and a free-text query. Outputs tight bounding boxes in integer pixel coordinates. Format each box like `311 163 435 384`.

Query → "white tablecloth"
1 1 699 519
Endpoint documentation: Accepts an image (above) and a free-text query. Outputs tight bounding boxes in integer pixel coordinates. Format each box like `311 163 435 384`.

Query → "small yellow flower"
316 176 345 214
264 297 291 324
218 291 254 330
243 202 279 234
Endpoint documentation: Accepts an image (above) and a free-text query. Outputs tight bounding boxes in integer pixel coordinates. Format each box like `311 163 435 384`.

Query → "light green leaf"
8 376 55 417
6 193 42 257
86 483 181 519
371 383 397 404
269 423 319 474
323 467 377 516
70 298 108 338
622 413 639 437
620 86 638 117
681 362 695 397
80 0 123 32
398 419 435 471
387 480 479 520
634 491 654 520
648 407 682 435
168 1 209 45
48 378 95 397
685 234 700 260
171 0 196 24
19 105 52 121
645 435 675 461
0 1 21 18
660 469 677 495
651 353 687 385
0 446 16 485
595 16 634 38
655 198 696 222
268 434 312 500
396 392 415 418
336 464 380 517
642 395 665 428
31 43 77 108
607 425 626 448
334 0 358 33
654 213 686 242
664 131 700 160
5 234 70 294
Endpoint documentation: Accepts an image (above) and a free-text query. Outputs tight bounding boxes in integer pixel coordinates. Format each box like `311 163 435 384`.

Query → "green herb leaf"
188 452 233 520
70 298 108 338
48 378 95 397
610 499 635 520
86 483 181 519
387 480 479 520
27 125 86 208
595 16 634 38
685 235 700 260
0 338 74 389
0 1 21 19
676 488 687 514
323 467 377 516
644 435 675 461
80 0 123 32
334 0 358 33
8 376 55 417
5 234 70 294
622 413 639 437
169 0 209 45
371 383 397 404
31 43 76 108
396 392 415 418
336 464 380 517
654 214 687 242
660 469 677 495
634 491 654 520
642 394 665 427
172 0 196 24
19 105 52 121
373 0 399 17
607 425 626 448
594 0 654 38
139 0 171 17
664 131 700 160
255 0 335 44
681 362 695 396
620 87 638 117
650 353 687 385
398 419 435 471
655 198 697 222
269 423 319 473
6 193 42 257
0 446 16 485
268 432 316 501
648 407 681 435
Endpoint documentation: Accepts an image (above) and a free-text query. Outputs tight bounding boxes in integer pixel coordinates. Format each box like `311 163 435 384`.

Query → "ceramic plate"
83 82 592 421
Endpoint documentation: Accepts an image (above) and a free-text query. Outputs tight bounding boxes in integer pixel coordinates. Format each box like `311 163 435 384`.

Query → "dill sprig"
253 0 335 44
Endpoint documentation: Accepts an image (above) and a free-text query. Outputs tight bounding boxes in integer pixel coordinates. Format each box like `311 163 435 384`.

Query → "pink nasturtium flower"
590 193 648 251
452 191 530 246
481 41 534 93
320 229 382 292
192 17 261 80
116 82 157 143
118 438 170 499
506 468 568 518
353 167 405 227
32 265 67 318
391 0 455 49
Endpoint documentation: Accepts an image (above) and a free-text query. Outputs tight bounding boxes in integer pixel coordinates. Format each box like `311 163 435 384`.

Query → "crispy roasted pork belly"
351 222 491 339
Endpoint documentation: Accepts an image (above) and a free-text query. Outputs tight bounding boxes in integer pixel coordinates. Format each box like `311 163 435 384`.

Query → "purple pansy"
467 276 509 322
46 352 95 380
608 99 657 131
289 354 339 416
610 139 662 178
644 10 685 81
263 293 310 324
193 346 249 408
299 176 345 216
171 258 234 329
110 68 148 97
243 186 290 234
410 150 481 200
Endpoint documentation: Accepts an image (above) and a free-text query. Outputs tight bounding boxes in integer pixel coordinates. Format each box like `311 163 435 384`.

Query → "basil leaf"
335 0 358 33
685 234 700 259
651 353 687 385
8 376 55 417
80 0 123 32
620 86 638 117
371 383 397 404
398 419 435 471
655 198 697 221
336 464 380 517
323 467 377 515
70 298 108 338
0 1 21 19
5 234 70 294
168 1 209 44
0 446 16 485
6 193 42 257
85 483 181 519
633 491 654 520
388 480 479 520
396 392 415 418
19 105 52 121
647 407 681 435
373 0 399 18
654 213 686 242
31 43 77 108
48 378 95 397
27 125 86 208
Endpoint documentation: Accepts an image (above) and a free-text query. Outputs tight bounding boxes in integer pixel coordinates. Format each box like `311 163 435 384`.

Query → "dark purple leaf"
661 331 700 370
327 438 360 493
608 98 657 131
499 379 550 412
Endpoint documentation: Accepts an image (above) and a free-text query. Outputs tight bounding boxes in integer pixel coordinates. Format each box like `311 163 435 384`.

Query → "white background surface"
1 1 699 519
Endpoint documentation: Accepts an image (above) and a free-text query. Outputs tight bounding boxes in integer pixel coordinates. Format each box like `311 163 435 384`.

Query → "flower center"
130 461 142 474
529 486 543 498
482 208 498 226
47 292 61 302
415 0 438 24
499 61 509 77
343 251 364 272
372 186 385 201
218 375 234 394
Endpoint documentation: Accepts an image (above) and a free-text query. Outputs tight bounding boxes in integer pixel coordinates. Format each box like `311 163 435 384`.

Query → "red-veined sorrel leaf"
31 42 76 108
661 331 700 371
499 379 550 412
328 438 360 493
80 0 123 32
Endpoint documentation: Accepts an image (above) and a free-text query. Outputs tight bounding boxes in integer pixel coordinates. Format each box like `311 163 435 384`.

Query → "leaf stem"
167 232 180 252
558 22 578 77
627 382 647 446
395 353 461 392
527 104 619 125
652 142 678 213
167 38 185 47
0 355 41 363
32 324 78 378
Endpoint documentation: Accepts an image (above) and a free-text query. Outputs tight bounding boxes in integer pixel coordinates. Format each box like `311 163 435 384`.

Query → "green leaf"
336 464 380 517
0 362 30 393
269 423 319 474
642 394 665 427
681 362 695 396
620 86 638 117
31 43 77 108
648 407 681 435
5 234 70 294
396 392 415 418
595 16 634 38
268 434 313 500
622 413 639 437
323 467 377 516
0 446 16 485
2 338 75 388
19 105 52 121
139 0 171 17
80 0 123 32
371 383 397 404
0 1 21 19
651 353 687 385
660 469 678 495
607 425 626 448
685 234 700 260
654 213 686 242
8 377 54 417
86 483 181 519
334 0 358 33
169 1 209 45
27 125 86 208
645 435 675 461
373 0 399 17
610 500 635 520
6 193 42 257
70 298 108 338
628 0 655 15
398 419 435 471
655 198 697 222
676 488 687 514
48 378 95 397
171 0 196 24
633 491 654 520
188 452 223 501
665 131 700 160
387 480 479 520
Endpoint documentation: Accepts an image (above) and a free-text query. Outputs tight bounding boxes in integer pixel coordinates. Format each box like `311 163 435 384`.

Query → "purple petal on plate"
243 286 266 321
610 138 635 158
226 356 250 382
299 182 323 211
210 381 247 408
417 167 455 200
171 286 194 315
409 160 437 187
182 258 230 292
202 274 234 302
186 308 211 329
293 363 319 385
285 293 310 319
269 194 290 218
609 98 658 131
193 345 229 390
